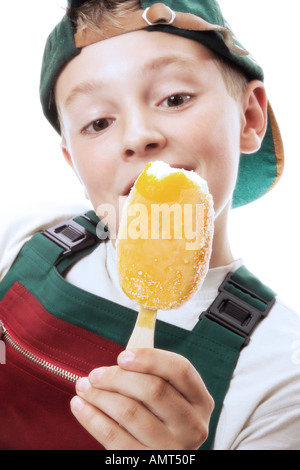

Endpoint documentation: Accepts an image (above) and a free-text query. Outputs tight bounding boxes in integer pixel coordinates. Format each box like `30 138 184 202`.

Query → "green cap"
40 0 284 208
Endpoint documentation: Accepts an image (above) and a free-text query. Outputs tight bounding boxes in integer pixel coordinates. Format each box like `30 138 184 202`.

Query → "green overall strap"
193 266 276 449
0 211 106 302
41 210 107 266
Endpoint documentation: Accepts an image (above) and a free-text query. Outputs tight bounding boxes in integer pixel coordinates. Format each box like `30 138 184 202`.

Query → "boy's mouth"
122 178 139 197
122 162 197 196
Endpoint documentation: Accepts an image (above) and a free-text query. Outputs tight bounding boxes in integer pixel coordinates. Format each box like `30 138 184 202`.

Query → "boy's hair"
69 0 141 30
68 0 248 100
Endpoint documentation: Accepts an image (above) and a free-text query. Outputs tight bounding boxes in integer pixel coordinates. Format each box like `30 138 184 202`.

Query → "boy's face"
56 31 245 236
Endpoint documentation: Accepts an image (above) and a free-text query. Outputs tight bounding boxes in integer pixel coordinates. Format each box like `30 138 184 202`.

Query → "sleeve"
232 375 300 450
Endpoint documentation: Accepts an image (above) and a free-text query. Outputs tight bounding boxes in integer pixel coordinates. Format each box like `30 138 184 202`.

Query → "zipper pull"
0 321 6 339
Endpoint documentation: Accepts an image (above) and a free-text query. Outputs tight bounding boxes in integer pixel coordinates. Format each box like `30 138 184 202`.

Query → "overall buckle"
201 272 275 345
41 218 98 258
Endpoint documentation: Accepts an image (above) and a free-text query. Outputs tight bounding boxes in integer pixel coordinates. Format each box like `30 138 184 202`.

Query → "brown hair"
68 0 141 32
68 0 248 100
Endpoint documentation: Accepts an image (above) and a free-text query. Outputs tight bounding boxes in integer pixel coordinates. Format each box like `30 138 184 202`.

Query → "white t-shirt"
1 203 300 450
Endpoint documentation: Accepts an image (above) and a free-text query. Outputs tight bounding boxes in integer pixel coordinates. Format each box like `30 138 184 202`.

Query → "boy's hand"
70 349 214 450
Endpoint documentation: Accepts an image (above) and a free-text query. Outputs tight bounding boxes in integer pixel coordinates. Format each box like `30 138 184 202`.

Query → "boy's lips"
122 177 141 197
121 162 197 196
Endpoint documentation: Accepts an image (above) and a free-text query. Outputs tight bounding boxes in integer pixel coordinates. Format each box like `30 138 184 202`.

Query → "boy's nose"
121 115 167 159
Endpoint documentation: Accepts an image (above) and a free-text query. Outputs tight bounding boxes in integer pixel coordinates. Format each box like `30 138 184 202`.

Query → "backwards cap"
40 0 284 208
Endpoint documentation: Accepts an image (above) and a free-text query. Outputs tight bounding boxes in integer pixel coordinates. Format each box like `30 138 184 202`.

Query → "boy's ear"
61 143 74 170
240 80 268 154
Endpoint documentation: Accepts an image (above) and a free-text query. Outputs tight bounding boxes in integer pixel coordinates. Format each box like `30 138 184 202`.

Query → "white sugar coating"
146 161 209 194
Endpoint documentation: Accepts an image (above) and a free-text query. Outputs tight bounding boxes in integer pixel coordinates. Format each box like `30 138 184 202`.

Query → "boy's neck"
209 209 235 269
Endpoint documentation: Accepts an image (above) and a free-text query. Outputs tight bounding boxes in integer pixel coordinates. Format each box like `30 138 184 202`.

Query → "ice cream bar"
117 161 214 348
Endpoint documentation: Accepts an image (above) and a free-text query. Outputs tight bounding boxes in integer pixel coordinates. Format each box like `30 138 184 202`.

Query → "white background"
0 1 299 312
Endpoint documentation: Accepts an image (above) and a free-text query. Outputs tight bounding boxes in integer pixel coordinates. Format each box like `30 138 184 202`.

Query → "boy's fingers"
70 395 148 450
117 348 214 410
81 349 213 446
74 375 207 450
72 384 177 449
82 366 195 429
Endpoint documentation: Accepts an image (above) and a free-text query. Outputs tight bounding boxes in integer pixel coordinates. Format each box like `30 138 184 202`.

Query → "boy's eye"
161 94 191 108
83 118 113 134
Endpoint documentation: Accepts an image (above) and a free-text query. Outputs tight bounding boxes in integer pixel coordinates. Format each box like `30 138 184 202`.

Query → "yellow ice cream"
117 161 214 347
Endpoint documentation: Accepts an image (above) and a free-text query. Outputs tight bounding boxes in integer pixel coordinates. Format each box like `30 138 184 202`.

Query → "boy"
0 0 299 450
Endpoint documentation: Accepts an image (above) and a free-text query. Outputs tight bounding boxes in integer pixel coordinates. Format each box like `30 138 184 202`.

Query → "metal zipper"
0 321 80 384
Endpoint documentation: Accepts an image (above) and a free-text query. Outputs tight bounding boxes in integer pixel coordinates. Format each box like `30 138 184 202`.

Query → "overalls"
0 211 276 450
